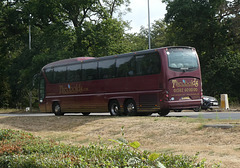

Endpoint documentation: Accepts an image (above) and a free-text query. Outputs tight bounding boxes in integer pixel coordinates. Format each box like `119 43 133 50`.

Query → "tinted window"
67 64 81 82
54 66 67 83
167 48 198 71
116 56 135 77
82 62 98 81
136 53 161 75
99 59 116 79
45 68 54 83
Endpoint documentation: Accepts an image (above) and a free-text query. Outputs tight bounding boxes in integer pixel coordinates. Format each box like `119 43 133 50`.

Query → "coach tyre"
124 99 137 116
158 109 170 116
109 100 120 116
193 107 200 112
53 102 64 116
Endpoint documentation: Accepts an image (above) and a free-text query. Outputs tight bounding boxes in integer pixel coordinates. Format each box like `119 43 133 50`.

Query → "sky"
121 0 167 33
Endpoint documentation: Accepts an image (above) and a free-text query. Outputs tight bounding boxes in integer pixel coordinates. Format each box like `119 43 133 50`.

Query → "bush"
0 129 218 167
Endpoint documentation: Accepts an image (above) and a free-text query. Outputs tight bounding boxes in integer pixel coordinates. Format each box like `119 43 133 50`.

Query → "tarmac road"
166 111 240 120
1 111 240 120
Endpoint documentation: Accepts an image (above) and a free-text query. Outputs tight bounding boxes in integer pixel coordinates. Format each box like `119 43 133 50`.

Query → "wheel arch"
52 100 60 106
108 99 119 107
123 98 134 106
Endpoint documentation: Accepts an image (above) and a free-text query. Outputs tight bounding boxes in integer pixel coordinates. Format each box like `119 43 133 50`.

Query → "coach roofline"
42 46 194 70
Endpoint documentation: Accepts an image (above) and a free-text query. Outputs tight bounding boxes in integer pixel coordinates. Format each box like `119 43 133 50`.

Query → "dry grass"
0 108 22 113
0 115 240 167
0 108 40 113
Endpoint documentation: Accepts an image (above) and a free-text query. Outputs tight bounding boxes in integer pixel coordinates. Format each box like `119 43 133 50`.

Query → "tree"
227 0 240 52
0 0 131 108
124 19 168 51
54 0 130 56
150 19 167 48
162 0 240 101
0 0 29 107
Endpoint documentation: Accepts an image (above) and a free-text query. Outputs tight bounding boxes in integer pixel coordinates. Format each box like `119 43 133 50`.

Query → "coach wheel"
193 107 200 112
158 109 170 116
124 99 137 116
53 102 64 116
82 112 90 116
109 100 120 116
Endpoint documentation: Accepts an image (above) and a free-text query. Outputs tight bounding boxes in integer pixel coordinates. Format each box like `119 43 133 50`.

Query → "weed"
198 113 204 119
0 129 215 168
234 147 240 151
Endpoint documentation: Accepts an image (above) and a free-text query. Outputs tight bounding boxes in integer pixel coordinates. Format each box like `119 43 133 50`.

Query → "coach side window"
136 53 161 76
136 55 146 75
54 66 67 83
99 59 116 79
82 62 98 81
67 64 81 82
148 53 161 74
116 56 135 77
45 68 54 83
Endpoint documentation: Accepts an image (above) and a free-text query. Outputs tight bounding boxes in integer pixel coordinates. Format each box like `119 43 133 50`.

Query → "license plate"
213 102 218 106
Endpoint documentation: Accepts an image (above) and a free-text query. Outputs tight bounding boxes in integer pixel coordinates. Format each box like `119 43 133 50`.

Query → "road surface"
0 111 240 120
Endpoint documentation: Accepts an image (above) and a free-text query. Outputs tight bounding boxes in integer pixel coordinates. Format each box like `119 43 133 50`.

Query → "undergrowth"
0 129 220 168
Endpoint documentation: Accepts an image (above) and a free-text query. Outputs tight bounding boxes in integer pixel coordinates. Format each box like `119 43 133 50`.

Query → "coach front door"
39 76 46 112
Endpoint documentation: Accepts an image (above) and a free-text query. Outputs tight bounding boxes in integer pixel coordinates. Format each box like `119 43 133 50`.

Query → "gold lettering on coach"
172 78 198 88
59 84 88 94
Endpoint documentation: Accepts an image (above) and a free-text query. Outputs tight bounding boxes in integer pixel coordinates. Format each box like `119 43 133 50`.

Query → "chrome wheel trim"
111 103 119 115
54 104 61 113
127 103 135 113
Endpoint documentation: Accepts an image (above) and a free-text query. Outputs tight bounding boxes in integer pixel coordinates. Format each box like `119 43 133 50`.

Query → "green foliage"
158 153 207 168
129 19 167 51
1 0 239 107
129 141 141 149
149 152 161 162
0 129 216 168
0 0 131 108
162 0 240 102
